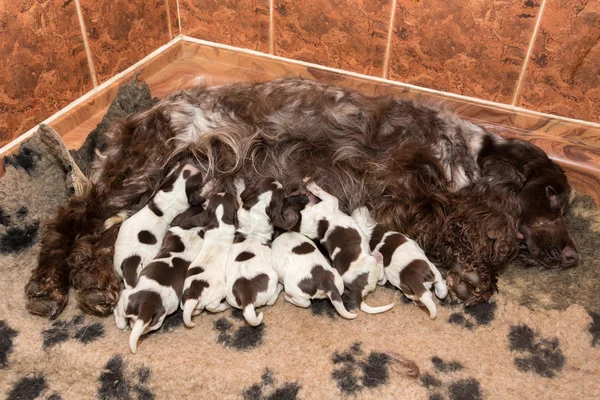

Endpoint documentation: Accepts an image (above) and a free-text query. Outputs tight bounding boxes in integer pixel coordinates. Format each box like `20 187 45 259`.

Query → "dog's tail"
243 303 263 326
183 298 200 328
326 282 357 320
360 300 395 314
129 319 150 354
420 290 437 319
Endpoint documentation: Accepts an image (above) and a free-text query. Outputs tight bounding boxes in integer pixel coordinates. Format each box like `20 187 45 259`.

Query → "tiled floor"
8 38 600 204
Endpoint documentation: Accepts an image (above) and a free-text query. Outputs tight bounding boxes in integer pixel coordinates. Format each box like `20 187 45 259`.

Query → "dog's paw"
25 277 68 319
446 264 494 306
72 269 120 316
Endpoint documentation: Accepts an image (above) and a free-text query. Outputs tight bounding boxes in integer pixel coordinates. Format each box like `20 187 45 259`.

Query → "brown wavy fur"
26 78 570 316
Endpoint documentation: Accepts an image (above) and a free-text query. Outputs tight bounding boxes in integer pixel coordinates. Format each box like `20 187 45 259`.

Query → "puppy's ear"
221 193 239 227
269 188 304 230
186 173 207 206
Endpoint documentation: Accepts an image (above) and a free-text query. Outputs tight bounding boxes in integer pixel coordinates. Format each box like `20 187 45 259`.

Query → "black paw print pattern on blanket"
214 309 265 351
243 369 301 400
508 324 566 378
420 356 483 400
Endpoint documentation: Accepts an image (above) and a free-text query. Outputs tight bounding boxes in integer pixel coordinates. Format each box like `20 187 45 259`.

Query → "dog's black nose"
562 247 579 269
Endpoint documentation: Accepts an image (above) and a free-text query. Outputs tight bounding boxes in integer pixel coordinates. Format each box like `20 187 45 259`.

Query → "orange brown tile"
517 0 600 123
79 0 171 84
388 0 541 103
274 0 391 76
0 0 92 146
179 0 270 53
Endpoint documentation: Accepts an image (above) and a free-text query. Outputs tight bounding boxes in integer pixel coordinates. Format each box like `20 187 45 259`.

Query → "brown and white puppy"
113 164 212 290
290 178 393 315
272 231 357 319
181 192 239 327
113 206 206 353
352 207 447 319
225 178 293 326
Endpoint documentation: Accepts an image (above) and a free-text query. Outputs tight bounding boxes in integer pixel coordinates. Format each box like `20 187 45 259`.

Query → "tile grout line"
512 0 547 106
181 35 600 130
164 0 173 39
382 0 398 79
176 0 182 35
74 0 98 87
269 0 275 54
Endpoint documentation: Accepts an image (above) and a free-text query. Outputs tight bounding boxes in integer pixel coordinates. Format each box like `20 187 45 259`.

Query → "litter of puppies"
109 169 448 353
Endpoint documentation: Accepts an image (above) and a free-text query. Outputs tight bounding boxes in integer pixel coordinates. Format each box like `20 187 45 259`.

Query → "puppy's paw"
103 211 128 230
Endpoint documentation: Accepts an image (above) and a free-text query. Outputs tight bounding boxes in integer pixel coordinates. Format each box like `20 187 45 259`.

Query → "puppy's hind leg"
284 293 311 308
266 283 283 306
304 179 338 206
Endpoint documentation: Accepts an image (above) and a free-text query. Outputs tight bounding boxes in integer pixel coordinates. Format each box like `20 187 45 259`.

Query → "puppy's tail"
360 301 394 314
243 304 263 326
129 319 149 354
326 284 357 320
183 298 200 328
420 290 437 320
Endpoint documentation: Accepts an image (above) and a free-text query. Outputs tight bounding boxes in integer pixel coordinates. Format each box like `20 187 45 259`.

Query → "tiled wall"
1 0 598 146
180 0 599 123
0 0 174 146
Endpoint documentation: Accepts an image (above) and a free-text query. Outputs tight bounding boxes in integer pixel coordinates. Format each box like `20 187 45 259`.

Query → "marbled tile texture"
79 0 171 83
0 0 92 146
179 0 270 53
518 0 600 123
274 0 391 76
389 0 540 103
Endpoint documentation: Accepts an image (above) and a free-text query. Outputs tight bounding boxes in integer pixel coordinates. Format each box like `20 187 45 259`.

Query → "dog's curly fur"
25 78 577 317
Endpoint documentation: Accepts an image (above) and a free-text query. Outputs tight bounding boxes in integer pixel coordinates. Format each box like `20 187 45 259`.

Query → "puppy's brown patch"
317 219 330 240
156 232 185 258
325 226 362 275
234 231 247 243
399 259 435 297
292 242 316 255
182 279 209 304
346 272 369 306
378 233 407 267
232 274 269 308
186 266 204 277
138 230 157 245
126 290 165 325
298 265 339 301
235 251 256 262
369 224 386 252
147 199 163 217
121 255 141 288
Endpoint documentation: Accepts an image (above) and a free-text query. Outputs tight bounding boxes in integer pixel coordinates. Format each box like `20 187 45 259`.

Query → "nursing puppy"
114 206 206 353
272 231 357 319
181 192 239 327
352 207 448 319
292 178 393 314
112 164 212 289
225 178 291 326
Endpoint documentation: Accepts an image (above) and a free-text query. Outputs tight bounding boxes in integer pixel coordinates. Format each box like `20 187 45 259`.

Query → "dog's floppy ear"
271 192 309 231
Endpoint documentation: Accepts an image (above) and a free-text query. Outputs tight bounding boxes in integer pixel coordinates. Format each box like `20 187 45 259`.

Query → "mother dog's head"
478 135 578 270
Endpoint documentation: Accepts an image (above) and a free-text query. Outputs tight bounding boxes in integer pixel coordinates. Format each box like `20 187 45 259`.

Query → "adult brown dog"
25 78 578 318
